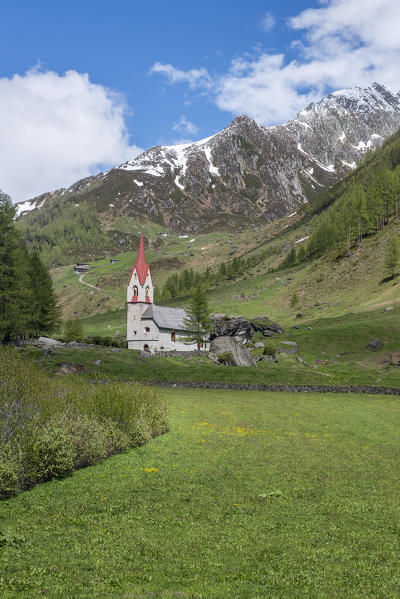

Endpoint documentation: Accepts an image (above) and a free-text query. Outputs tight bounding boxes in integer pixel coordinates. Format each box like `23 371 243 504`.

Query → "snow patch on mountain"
174 175 185 190
15 199 36 217
204 147 220 176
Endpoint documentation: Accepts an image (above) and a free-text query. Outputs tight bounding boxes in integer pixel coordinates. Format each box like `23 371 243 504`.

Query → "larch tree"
29 251 60 335
183 286 213 350
385 235 400 277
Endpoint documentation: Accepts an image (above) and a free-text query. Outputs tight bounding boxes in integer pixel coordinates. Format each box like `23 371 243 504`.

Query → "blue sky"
1 0 400 200
1 0 315 148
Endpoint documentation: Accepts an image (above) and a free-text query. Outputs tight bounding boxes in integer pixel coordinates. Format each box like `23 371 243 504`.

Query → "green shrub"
126 417 153 447
0 445 21 499
103 420 130 455
23 424 75 486
64 319 83 342
62 414 109 469
80 382 169 444
217 351 232 364
88 336 126 348
263 345 278 357
0 347 168 498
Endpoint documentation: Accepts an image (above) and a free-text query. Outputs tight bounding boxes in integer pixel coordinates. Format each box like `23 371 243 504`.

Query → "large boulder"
210 336 256 367
211 316 282 342
28 336 64 349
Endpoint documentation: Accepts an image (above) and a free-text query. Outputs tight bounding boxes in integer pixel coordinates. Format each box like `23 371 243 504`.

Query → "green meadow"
1 388 400 598
27 302 400 388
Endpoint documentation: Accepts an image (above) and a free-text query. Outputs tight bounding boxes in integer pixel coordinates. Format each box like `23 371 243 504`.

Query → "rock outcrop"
210 316 282 342
209 336 256 367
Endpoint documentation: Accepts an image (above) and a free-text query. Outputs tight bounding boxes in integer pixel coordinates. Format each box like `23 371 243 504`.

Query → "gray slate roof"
142 304 192 331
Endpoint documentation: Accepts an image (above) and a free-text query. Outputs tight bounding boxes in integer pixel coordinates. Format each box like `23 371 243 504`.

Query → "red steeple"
128 232 151 286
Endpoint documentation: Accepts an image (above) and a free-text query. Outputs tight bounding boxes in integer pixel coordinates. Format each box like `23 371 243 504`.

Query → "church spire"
127 232 153 304
134 232 149 285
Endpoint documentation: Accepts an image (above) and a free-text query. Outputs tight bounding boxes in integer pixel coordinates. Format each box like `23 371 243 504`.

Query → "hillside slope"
48 122 400 340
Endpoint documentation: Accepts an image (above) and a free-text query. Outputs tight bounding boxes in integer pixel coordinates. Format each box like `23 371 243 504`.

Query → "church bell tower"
127 232 153 304
126 233 154 348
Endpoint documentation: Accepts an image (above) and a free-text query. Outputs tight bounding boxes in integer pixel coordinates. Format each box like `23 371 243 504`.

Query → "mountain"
17 83 400 239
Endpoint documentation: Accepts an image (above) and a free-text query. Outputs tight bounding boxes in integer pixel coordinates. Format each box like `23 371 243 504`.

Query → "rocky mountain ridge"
17 83 400 232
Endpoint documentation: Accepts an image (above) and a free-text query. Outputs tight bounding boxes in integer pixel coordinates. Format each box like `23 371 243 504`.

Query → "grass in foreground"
1 388 400 598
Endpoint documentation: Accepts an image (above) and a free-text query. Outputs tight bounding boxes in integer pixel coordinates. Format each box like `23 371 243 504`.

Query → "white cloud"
172 115 199 135
0 67 142 202
149 62 212 89
151 0 400 124
260 11 276 32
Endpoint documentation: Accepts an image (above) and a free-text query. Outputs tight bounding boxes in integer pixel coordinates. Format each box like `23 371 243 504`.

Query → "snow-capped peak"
118 132 219 181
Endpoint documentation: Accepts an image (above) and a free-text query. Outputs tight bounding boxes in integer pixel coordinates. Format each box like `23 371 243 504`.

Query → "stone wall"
148 381 400 396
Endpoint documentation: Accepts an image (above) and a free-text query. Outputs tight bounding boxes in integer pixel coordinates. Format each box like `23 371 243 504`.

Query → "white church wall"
127 323 201 352
158 328 198 351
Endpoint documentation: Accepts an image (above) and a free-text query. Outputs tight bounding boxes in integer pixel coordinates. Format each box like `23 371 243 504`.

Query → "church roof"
128 232 151 286
142 304 193 331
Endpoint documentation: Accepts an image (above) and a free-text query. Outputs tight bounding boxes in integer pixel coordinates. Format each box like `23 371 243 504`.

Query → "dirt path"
78 274 101 291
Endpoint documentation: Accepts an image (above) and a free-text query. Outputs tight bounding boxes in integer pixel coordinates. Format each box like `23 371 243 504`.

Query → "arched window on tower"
145 285 150 297
132 285 138 297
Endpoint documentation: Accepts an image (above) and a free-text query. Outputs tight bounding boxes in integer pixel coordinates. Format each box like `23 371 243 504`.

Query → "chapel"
126 233 199 351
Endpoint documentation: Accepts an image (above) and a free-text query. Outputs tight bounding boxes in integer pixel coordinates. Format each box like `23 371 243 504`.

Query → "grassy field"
1 388 400 598
27 303 400 388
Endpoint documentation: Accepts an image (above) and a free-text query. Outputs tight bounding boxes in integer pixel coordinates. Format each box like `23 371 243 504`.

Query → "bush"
64 319 83 342
23 424 75 486
0 347 168 499
62 414 109 469
263 345 278 357
79 383 169 445
62 414 129 469
0 445 21 499
217 351 232 364
88 336 126 348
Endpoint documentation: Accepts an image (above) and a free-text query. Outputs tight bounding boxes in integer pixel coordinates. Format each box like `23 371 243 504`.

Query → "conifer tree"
0 190 60 342
29 251 60 335
183 286 213 350
0 191 23 341
290 291 299 310
385 235 400 277
297 244 306 262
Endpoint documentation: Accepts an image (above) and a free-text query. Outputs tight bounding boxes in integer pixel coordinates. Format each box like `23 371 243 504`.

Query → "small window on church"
145 286 150 297
171 331 176 342
133 331 137 335
145 326 150 333
132 285 138 296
